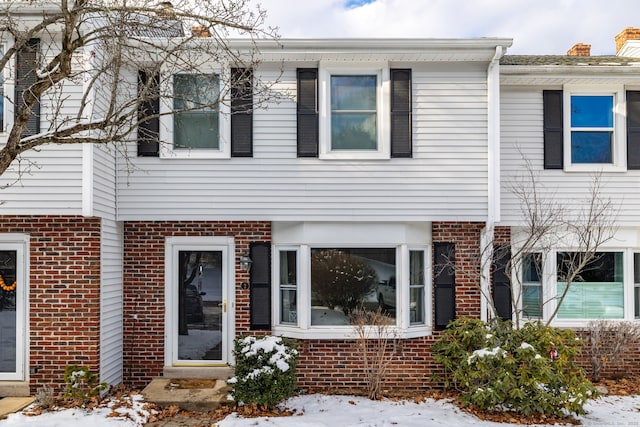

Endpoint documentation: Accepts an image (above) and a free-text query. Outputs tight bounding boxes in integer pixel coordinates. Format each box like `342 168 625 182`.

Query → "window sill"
563 164 627 173
160 148 230 160
272 325 432 340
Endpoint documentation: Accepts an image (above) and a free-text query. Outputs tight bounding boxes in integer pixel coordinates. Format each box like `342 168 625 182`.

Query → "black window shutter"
137 70 160 157
297 68 319 157
231 68 253 157
390 69 412 158
15 38 41 137
543 90 563 169
434 242 455 330
492 245 512 321
249 241 271 330
626 91 640 169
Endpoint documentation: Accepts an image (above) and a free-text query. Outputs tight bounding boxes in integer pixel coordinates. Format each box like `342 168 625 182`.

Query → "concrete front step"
0 397 35 420
142 378 233 412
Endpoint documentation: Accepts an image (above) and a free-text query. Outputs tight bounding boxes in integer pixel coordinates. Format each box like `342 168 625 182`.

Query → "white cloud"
258 0 640 55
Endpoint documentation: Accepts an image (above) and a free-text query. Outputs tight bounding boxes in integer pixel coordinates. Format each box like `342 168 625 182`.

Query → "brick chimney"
191 25 210 38
567 43 591 56
616 27 640 53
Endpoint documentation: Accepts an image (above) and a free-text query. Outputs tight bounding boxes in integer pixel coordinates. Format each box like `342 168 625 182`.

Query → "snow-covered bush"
63 365 108 404
228 335 299 408
432 318 596 417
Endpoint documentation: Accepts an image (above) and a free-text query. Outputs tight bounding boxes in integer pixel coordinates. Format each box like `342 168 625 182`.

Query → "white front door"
0 236 27 381
165 237 235 366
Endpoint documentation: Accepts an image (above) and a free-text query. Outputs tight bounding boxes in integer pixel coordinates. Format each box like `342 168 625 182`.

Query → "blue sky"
257 0 640 55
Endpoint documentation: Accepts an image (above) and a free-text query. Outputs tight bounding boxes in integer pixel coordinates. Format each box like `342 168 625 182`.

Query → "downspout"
481 45 503 321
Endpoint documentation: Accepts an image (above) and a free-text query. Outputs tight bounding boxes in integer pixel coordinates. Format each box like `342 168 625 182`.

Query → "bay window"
272 221 431 338
522 253 542 318
517 246 640 324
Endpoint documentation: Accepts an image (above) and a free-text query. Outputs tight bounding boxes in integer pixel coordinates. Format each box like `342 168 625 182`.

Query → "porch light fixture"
239 253 253 272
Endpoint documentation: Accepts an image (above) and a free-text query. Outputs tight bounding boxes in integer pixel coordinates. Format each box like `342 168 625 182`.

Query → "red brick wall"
295 222 485 392
122 221 270 387
0 216 102 393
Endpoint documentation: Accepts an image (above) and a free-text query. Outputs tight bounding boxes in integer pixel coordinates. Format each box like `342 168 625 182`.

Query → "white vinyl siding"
117 62 490 221
0 35 86 214
500 87 640 227
100 219 123 386
92 144 117 218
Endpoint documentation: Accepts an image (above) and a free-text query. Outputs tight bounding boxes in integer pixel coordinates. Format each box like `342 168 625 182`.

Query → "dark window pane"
571 131 612 163
331 113 377 150
522 253 541 283
174 74 220 150
557 252 623 283
331 75 376 110
571 95 613 128
310 248 395 325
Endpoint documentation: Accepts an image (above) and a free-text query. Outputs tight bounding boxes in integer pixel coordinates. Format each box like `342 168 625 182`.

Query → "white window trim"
272 243 432 340
0 234 29 381
562 84 626 172
318 62 390 160
159 69 231 159
1 40 15 135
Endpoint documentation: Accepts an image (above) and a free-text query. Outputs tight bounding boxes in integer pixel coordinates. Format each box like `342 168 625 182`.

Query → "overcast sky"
256 0 640 55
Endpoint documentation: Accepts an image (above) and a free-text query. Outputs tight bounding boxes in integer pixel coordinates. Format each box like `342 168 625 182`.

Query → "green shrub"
432 318 596 417
228 335 299 408
63 365 108 404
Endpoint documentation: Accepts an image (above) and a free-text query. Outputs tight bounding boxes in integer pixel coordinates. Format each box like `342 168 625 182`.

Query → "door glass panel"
0 250 17 373
178 251 223 361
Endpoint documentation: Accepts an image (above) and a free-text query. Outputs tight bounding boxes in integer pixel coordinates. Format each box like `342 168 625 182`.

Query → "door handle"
218 300 227 312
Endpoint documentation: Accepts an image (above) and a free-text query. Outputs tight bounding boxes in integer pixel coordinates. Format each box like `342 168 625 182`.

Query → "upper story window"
543 85 627 172
330 75 378 151
173 74 220 150
160 71 230 159
318 66 390 159
570 95 614 163
297 67 412 159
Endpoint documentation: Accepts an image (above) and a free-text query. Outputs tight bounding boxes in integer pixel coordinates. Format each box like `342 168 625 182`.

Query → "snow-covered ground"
178 329 221 360
1 393 640 427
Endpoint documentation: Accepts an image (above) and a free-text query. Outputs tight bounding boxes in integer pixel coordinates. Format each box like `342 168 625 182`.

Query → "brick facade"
0 216 102 393
122 221 270 387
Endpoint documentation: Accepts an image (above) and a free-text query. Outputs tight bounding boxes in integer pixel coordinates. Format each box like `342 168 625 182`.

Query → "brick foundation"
0 216 102 393
122 221 270 387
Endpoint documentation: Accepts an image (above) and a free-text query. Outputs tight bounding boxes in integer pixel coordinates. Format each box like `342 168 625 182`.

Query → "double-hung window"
161 71 230 158
562 86 625 171
521 253 542 318
319 66 389 159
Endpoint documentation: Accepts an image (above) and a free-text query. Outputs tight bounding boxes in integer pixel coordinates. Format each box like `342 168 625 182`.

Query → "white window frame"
272 243 431 339
0 234 29 381
562 85 626 172
159 69 231 159
318 62 390 160
634 252 640 319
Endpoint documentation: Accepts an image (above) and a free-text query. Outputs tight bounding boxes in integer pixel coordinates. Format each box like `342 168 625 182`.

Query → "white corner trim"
82 143 94 217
